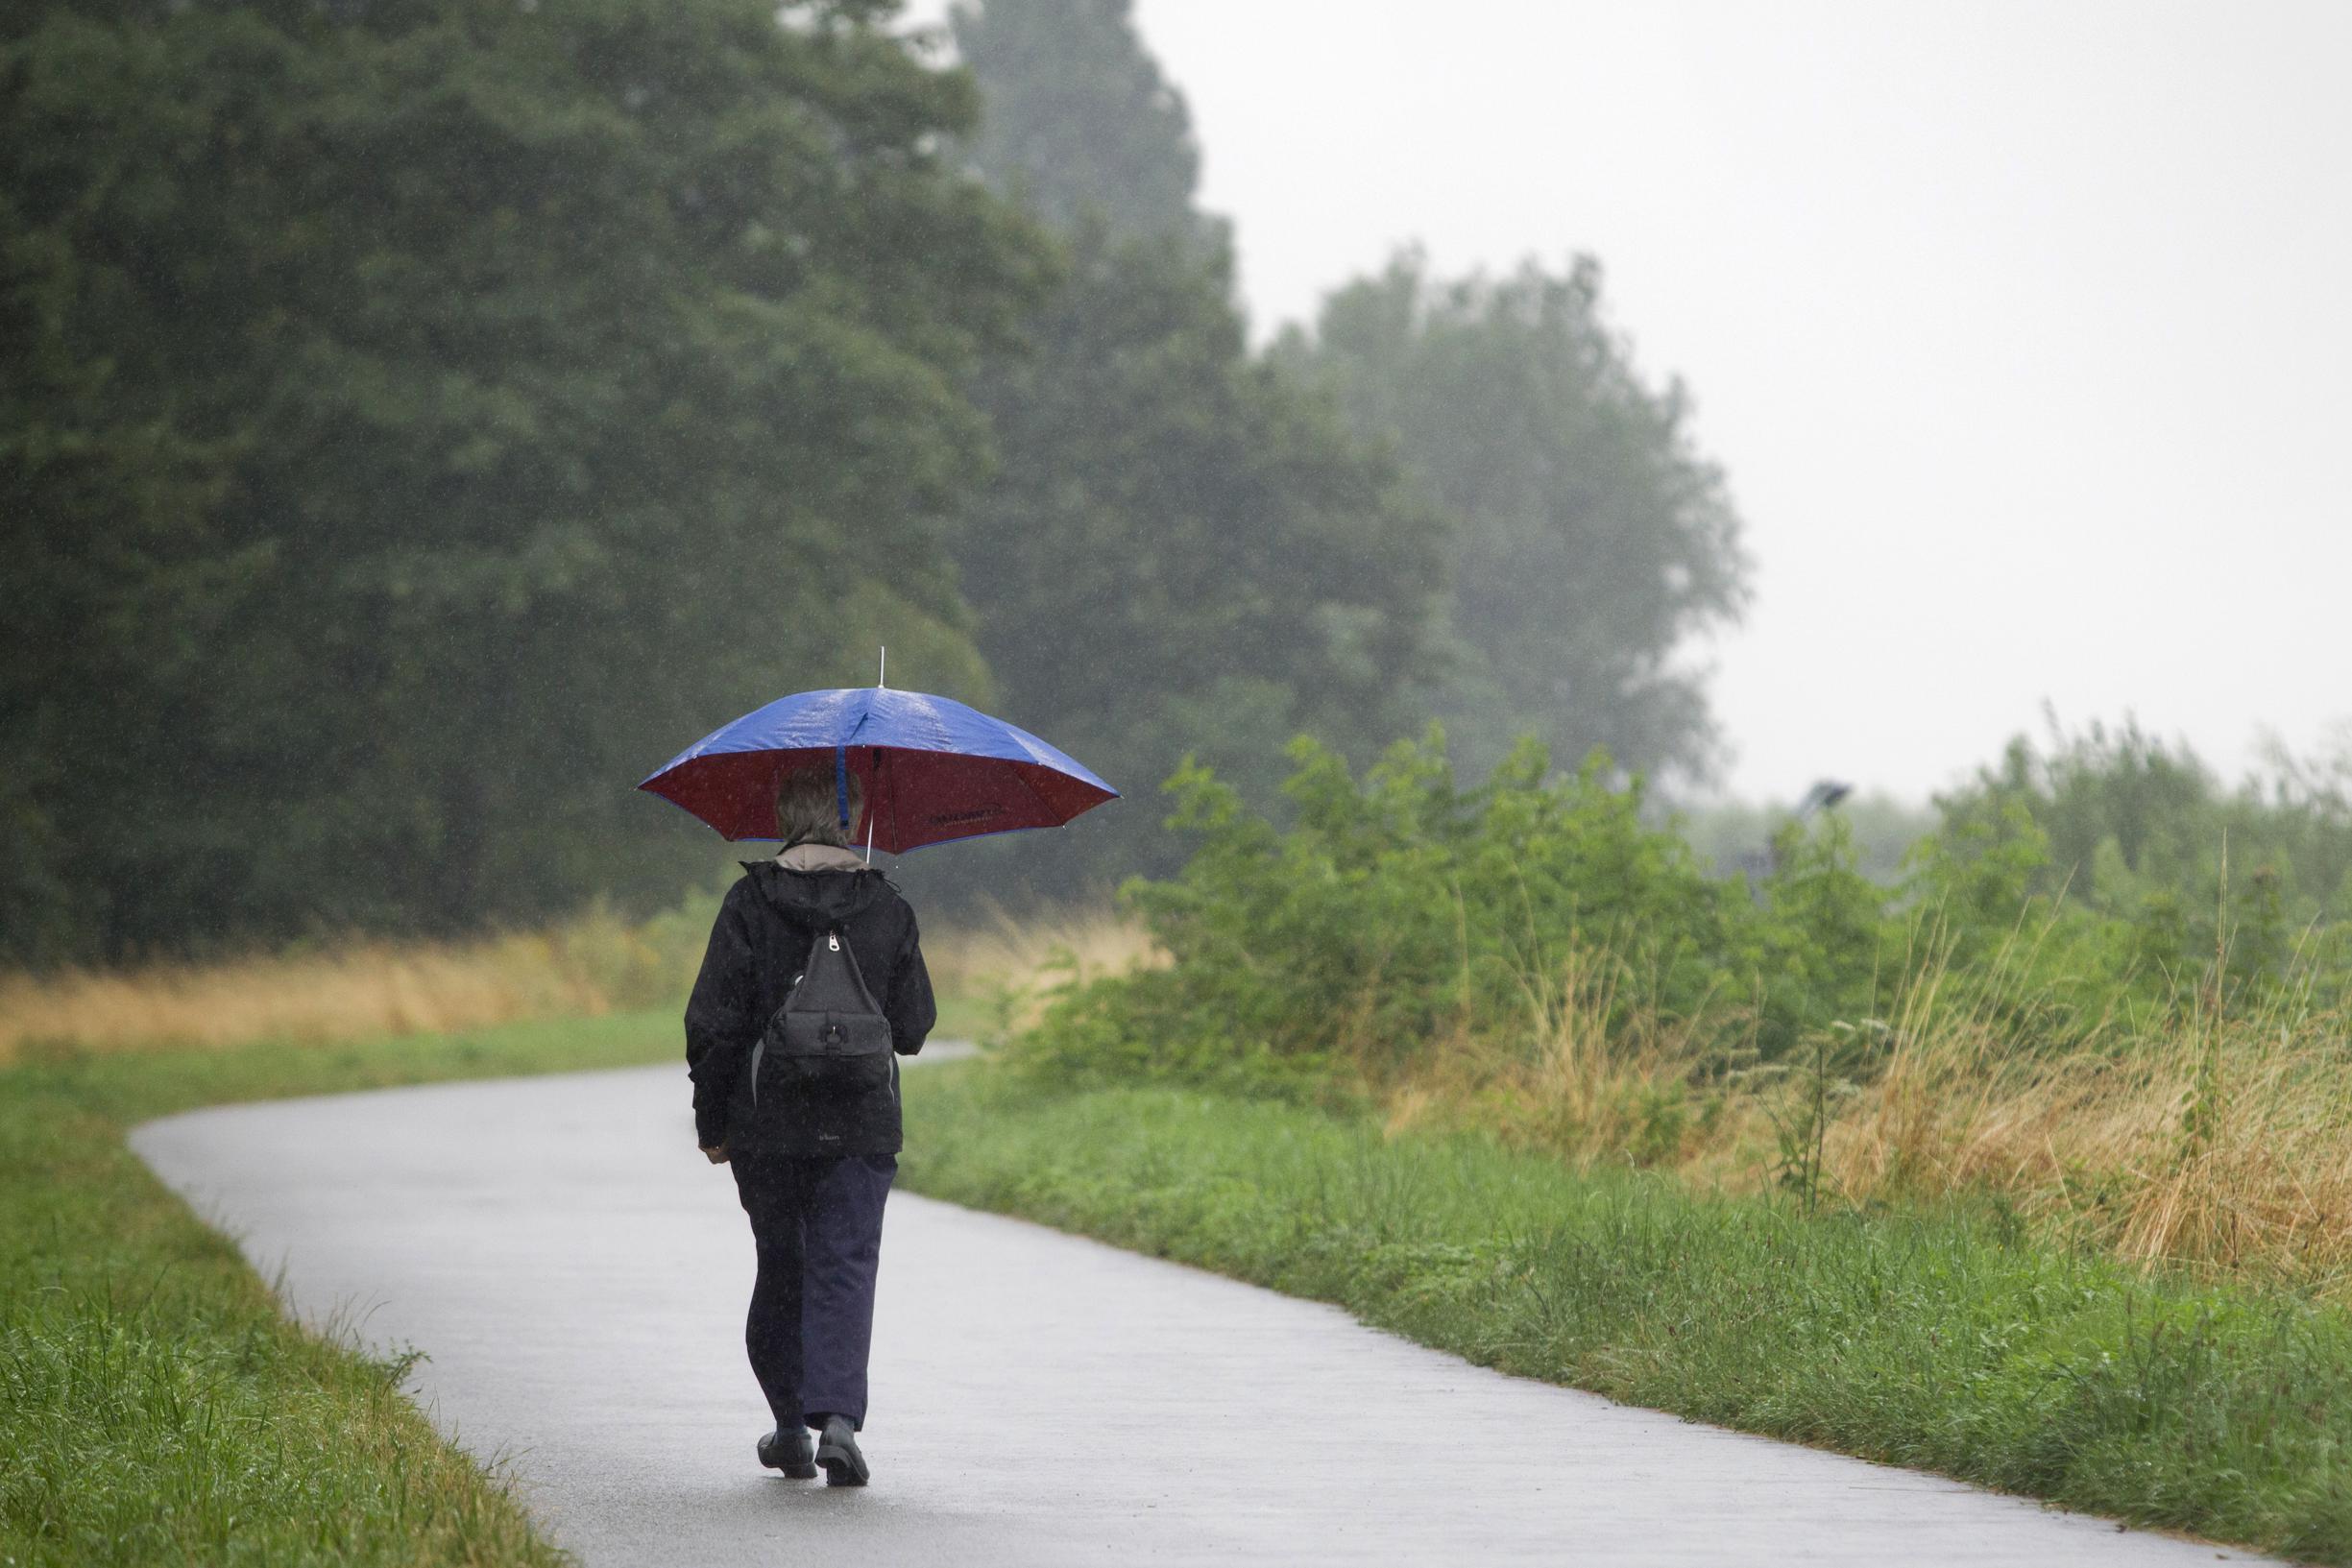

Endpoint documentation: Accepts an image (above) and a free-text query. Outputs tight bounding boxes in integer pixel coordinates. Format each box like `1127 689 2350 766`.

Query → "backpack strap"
747 942 812 1112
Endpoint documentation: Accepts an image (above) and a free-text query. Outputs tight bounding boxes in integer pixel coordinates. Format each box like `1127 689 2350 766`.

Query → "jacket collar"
774 841 865 873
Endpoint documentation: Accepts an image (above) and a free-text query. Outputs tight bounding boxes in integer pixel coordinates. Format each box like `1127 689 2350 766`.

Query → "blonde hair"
773 760 863 847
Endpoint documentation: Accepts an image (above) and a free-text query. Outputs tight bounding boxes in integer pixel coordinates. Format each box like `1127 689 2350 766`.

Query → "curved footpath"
133 1061 2278 1567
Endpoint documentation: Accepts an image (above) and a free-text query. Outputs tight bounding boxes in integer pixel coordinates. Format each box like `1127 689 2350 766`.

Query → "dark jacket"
684 856 935 1157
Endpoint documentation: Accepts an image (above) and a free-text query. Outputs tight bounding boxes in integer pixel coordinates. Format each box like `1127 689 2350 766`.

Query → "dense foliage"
1936 718 2352 980
1017 730 2352 1096
1 0 1050 963
4 0 1757 962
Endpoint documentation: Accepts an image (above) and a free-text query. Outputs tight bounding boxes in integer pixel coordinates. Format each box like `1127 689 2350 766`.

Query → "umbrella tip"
878 644 886 690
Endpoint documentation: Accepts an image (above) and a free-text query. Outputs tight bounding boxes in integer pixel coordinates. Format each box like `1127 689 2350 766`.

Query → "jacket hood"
739 854 889 928
775 842 865 873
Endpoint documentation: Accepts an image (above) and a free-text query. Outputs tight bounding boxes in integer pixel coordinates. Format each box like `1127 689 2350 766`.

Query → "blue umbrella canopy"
640 686 1116 852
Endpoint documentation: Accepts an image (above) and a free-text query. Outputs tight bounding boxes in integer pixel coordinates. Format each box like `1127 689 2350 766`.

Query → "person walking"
684 761 935 1486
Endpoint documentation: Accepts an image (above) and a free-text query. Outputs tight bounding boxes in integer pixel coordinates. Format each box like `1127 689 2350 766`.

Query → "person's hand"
701 1143 730 1165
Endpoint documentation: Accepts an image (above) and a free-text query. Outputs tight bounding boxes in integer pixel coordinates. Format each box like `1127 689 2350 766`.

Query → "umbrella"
639 684 1117 854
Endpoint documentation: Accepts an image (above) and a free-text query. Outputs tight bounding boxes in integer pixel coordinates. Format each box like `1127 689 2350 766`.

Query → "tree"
939 0 1443 893
949 0 1216 251
953 219 1440 874
0 0 1051 962
1274 252 1753 784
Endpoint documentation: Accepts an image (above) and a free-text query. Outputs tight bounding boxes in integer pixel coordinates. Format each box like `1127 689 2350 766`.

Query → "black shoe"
758 1427 816 1479
814 1414 868 1487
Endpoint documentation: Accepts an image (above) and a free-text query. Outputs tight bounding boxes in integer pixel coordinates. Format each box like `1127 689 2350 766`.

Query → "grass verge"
0 1011 677 1566
0 903 1142 1067
902 1063 2352 1565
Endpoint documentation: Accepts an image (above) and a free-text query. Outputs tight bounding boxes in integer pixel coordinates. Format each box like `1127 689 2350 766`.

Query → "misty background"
7 0 2349 967
913 0 2352 804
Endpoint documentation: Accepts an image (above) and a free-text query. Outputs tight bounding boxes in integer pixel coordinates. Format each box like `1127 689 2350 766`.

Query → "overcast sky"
916 1 2352 804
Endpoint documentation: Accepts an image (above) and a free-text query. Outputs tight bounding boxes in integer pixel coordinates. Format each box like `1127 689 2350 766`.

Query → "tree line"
2 0 1749 966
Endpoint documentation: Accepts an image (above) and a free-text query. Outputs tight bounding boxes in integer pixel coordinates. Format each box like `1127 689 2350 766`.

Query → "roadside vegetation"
0 899 1116 1067
0 909 705 1067
1008 725 2352 1292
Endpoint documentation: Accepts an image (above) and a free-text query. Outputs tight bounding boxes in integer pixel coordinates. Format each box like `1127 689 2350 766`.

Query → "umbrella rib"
1008 760 1056 826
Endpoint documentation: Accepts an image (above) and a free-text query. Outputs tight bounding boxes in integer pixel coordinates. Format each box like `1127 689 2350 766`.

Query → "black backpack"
750 927 894 1106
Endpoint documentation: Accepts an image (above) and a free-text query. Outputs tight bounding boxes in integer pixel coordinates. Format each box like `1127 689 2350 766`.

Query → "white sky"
913 1 2352 804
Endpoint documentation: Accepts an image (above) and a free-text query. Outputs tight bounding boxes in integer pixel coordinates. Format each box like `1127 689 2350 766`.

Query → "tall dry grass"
0 906 700 1064
0 902 1156 1067
1382 933 2352 1293
1827 959 2352 1291
922 905 1160 1037
1381 945 1733 1172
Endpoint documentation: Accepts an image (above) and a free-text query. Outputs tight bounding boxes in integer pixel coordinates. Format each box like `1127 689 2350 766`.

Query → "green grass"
902 1064 2352 1565
930 990 994 1046
0 1010 677 1566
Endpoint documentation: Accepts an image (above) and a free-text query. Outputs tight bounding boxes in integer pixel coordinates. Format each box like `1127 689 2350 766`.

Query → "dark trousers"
731 1149 895 1432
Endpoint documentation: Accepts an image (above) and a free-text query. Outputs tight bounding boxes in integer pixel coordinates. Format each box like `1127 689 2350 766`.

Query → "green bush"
1016 727 2352 1098
1936 720 2352 1006
1017 733 1746 1092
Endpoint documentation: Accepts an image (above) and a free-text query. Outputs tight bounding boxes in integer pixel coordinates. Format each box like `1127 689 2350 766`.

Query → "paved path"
133 1063 2275 1566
